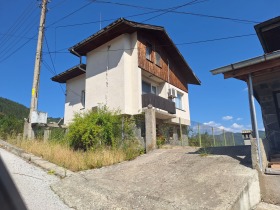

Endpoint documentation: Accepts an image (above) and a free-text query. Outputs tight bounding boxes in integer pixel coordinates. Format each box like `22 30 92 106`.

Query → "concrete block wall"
254 77 280 151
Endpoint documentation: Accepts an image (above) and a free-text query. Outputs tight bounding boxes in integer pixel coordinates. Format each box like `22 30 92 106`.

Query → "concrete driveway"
52 146 260 210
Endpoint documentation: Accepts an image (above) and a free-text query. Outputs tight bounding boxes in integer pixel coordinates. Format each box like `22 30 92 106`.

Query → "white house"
52 18 200 146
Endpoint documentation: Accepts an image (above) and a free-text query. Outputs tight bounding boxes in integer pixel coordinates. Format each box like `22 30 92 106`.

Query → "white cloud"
203 121 220 127
222 116 233 121
243 87 248 92
203 121 248 133
231 123 244 129
236 117 243 121
203 121 233 133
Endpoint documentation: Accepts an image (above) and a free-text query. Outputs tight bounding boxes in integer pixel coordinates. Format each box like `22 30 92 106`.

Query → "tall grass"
7 139 143 172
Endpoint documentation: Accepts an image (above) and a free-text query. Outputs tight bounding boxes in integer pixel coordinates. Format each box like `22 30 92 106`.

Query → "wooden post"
27 0 48 139
212 127 215 146
179 118 183 146
223 129 227 146
198 123 201 147
232 132 235 146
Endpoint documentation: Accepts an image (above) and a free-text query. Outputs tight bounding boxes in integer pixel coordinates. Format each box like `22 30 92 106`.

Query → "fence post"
212 127 215 146
198 123 201 147
232 132 235 146
223 129 227 146
121 116 124 141
179 118 183 146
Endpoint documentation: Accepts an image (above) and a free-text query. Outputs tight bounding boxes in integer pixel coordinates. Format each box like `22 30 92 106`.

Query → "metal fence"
186 121 242 147
28 116 244 149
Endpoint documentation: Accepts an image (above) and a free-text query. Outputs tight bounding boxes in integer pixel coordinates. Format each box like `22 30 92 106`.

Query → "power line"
95 0 259 24
44 34 57 74
0 1 35 47
42 60 66 95
0 34 36 63
0 33 36 41
47 0 98 28
43 33 256 55
141 0 202 23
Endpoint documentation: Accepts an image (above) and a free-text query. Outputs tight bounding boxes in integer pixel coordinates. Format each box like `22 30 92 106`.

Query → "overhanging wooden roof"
211 50 280 81
51 64 86 83
69 18 200 85
255 16 280 53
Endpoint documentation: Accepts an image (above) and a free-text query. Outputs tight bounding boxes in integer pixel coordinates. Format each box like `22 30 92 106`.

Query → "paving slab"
52 146 260 210
253 202 280 210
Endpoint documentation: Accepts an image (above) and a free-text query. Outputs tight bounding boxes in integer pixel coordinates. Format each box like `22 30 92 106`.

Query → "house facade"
52 18 200 146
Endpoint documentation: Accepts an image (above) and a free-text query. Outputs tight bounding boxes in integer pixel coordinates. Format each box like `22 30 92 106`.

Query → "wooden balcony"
142 93 176 114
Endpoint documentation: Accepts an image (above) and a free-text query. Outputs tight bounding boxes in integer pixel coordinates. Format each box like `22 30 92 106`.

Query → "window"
146 43 152 61
175 92 183 110
155 51 161 66
142 81 157 95
81 90 85 107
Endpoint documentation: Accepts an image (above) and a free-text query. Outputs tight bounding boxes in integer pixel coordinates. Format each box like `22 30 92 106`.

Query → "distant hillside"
0 97 63 122
0 97 29 120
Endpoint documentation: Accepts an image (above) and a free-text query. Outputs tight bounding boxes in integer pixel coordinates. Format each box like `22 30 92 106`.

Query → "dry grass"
7 139 137 172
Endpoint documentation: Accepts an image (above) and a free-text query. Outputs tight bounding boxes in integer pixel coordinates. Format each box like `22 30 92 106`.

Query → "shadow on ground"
188 145 252 168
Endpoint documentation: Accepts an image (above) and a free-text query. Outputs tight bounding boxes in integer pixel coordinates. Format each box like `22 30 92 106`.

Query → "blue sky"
1 0 280 132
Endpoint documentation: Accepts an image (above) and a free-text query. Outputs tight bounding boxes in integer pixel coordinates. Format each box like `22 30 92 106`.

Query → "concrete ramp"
52 146 260 210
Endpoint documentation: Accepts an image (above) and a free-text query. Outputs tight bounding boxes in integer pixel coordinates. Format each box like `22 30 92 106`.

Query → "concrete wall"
253 71 280 151
85 32 141 115
64 74 85 125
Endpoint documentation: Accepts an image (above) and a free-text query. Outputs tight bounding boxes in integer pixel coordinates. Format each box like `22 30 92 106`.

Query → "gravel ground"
0 148 72 210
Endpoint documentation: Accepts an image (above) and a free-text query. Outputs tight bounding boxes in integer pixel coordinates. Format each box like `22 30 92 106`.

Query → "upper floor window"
155 51 161 67
146 43 152 61
175 92 183 110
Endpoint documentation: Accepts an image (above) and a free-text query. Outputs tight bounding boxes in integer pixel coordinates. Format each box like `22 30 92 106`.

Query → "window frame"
145 42 153 61
142 80 157 95
155 51 161 67
173 91 184 110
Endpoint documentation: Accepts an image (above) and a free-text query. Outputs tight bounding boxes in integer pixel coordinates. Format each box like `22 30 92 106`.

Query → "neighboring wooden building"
211 16 280 173
52 18 200 149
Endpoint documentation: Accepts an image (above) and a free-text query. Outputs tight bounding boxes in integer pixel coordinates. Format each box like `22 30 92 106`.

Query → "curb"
0 140 74 178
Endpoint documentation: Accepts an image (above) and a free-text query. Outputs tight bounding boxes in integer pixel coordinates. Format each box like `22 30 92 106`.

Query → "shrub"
66 106 136 151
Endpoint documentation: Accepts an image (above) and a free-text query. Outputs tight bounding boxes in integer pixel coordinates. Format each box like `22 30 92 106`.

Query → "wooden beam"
223 58 280 79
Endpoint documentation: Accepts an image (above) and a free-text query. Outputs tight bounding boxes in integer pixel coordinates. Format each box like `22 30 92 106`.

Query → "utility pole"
26 0 48 139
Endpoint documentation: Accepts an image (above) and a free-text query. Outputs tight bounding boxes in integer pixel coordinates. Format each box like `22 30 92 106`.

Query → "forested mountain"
0 97 29 120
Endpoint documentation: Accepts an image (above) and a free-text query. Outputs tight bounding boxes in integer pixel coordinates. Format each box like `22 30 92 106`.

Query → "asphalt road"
0 148 71 210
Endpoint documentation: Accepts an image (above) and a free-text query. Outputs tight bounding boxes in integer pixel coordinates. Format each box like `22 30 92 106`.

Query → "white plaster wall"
123 33 142 114
64 74 85 125
85 33 141 115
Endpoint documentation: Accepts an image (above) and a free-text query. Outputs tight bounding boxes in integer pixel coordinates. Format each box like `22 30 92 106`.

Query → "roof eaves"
51 64 86 83
210 50 280 75
69 18 166 56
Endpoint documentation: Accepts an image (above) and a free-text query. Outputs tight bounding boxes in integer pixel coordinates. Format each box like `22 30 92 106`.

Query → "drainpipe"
167 59 170 85
71 48 82 64
247 73 262 172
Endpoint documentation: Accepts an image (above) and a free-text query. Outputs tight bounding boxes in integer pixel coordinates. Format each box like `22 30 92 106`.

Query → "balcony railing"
142 93 176 114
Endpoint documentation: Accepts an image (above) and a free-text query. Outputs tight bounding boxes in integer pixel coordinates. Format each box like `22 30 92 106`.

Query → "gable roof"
255 16 280 53
51 64 86 83
69 18 200 85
